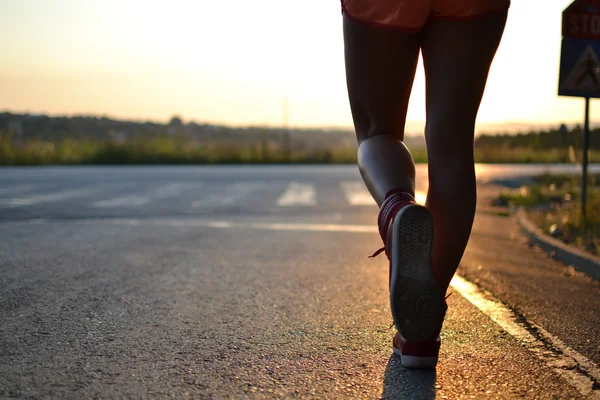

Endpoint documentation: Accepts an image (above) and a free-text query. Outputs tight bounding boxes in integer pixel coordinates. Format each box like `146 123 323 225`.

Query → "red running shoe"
392 302 448 369
372 189 445 368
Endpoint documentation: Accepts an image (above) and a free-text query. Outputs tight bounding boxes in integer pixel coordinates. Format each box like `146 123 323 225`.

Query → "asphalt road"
0 165 599 399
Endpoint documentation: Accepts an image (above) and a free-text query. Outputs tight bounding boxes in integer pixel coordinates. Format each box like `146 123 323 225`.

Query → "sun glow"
0 0 595 130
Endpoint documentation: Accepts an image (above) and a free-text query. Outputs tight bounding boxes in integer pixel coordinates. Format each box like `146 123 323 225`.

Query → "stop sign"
563 0 600 39
559 0 600 98
560 1 596 224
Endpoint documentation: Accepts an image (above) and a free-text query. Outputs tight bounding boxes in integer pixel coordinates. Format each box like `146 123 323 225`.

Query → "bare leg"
421 11 508 292
343 15 420 205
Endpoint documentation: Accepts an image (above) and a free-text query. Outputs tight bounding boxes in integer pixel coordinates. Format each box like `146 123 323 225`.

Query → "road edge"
515 207 600 281
451 275 600 397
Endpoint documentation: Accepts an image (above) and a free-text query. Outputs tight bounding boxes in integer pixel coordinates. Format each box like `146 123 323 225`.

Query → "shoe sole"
389 204 442 343
392 346 438 369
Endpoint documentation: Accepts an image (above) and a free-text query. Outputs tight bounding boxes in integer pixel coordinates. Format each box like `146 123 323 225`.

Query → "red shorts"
342 0 510 32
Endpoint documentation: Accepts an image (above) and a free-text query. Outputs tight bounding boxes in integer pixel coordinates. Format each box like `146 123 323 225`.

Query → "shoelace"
369 247 386 258
369 192 415 259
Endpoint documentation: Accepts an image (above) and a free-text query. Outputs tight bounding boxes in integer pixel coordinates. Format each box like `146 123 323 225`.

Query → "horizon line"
1 109 596 135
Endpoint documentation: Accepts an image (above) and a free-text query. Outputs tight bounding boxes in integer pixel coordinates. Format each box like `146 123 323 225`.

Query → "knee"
428 141 475 168
425 120 475 163
352 111 405 144
426 113 476 137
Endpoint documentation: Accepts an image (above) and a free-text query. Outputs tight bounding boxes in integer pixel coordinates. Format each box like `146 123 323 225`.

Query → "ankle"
377 189 416 244
384 188 415 202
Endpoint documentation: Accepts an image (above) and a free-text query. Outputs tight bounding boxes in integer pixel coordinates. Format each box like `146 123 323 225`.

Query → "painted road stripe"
0 187 97 207
222 182 264 205
93 195 150 208
93 183 200 208
93 218 376 233
340 181 376 206
450 275 600 397
340 181 427 206
277 183 316 207
192 182 263 208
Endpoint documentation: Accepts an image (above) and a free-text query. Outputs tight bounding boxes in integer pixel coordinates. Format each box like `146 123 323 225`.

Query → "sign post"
558 0 600 223
582 97 590 222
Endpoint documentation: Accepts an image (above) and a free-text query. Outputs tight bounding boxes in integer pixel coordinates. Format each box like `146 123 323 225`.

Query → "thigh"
421 10 508 146
343 15 421 143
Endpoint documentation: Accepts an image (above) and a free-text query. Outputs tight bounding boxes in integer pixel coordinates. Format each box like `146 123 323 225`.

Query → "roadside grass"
2 132 599 165
499 173 600 255
0 133 357 165
475 147 569 163
474 147 600 163
4 132 599 251
1 132 430 165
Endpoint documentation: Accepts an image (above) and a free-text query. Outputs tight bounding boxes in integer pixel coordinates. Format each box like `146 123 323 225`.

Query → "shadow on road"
381 355 436 400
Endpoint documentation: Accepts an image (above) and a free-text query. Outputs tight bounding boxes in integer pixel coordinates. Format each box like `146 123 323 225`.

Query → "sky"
0 0 597 133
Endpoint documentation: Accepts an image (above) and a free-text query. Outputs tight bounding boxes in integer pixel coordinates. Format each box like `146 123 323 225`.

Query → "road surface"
0 165 598 399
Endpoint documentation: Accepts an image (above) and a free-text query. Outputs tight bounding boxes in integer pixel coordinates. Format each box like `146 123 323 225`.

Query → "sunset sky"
0 0 597 133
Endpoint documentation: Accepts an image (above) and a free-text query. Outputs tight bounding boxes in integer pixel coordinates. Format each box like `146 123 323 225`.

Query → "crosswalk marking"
0 180 429 209
277 182 316 207
0 187 97 207
223 182 264 205
192 182 264 208
93 195 149 208
340 181 376 206
92 183 200 208
341 182 428 205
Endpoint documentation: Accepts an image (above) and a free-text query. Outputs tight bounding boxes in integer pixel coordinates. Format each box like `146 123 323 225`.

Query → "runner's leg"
343 15 421 205
421 10 508 293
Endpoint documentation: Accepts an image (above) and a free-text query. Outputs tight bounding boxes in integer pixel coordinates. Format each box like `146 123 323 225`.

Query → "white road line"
93 183 200 208
340 181 427 206
87 218 377 233
0 187 97 207
340 181 376 206
153 182 197 198
192 182 264 208
222 182 264 205
450 275 600 397
93 195 150 208
277 182 316 207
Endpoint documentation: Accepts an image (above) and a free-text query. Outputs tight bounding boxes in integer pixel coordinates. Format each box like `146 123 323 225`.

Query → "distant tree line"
0 112 364 165
475 125 600 150
0 112 356 150
3 112 599 150
0 112 202 141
